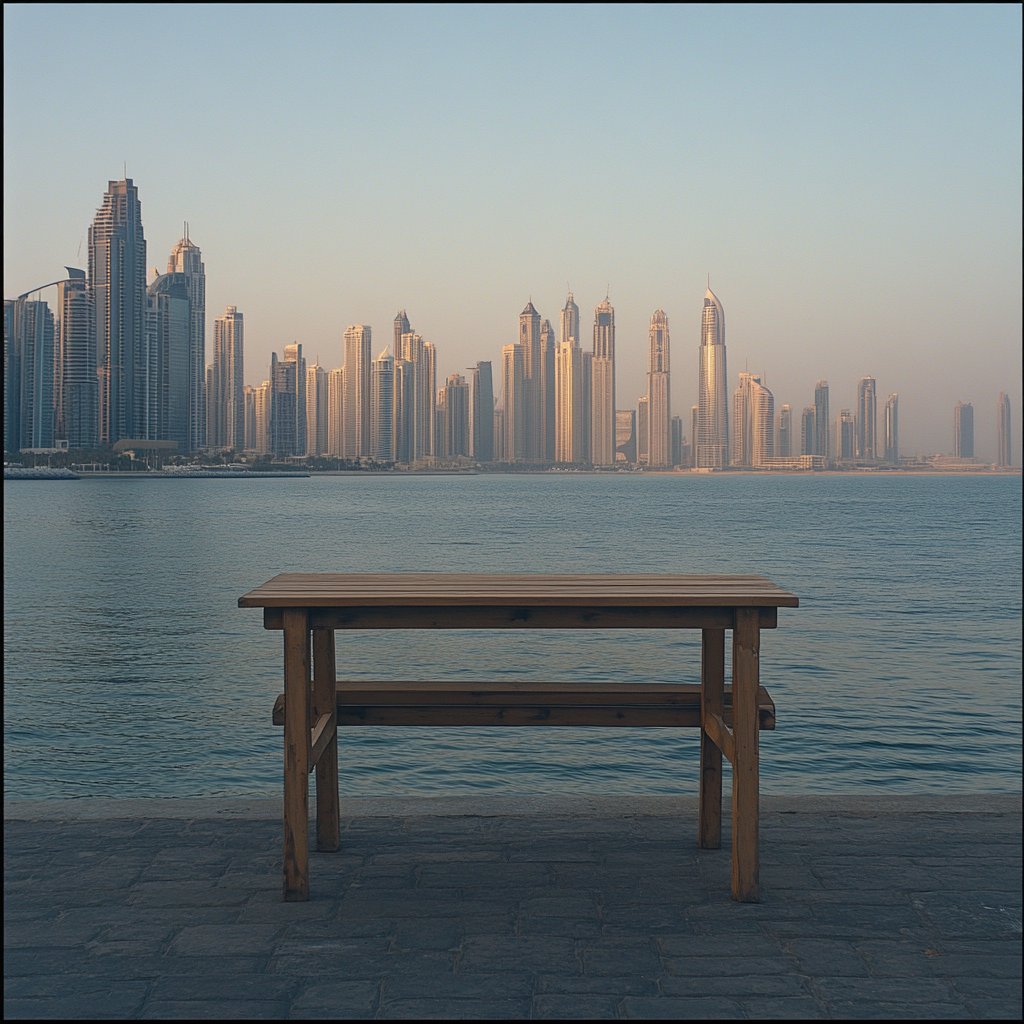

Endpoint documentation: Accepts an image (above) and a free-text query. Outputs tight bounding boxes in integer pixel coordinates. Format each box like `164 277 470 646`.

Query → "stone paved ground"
4 795 1021 1019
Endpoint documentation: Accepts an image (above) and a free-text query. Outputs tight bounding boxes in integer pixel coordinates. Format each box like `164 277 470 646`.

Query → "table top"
239 573 799 609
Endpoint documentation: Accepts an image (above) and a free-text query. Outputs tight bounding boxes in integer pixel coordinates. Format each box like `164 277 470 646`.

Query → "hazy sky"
4 4 1021 458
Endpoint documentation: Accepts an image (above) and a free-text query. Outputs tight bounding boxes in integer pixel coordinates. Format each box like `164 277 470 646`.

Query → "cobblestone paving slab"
4 797 1020 1019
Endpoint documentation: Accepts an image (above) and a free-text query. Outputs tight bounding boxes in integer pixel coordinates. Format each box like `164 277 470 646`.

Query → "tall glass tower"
697 285 728 467
89 179 147 444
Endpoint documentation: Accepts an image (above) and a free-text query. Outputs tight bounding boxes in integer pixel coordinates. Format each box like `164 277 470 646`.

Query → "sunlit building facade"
370 346 394 461
343 325 370 458
697 285 728 467
166 229 206 450
731 372 774 467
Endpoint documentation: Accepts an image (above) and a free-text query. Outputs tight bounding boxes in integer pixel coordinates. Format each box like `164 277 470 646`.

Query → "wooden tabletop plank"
239 573 799 609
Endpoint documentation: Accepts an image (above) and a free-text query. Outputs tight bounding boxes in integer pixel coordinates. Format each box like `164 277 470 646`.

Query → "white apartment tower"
167 228 206 450
306 361 327 456
212 306 244 450
343 325 371 458
857 376 877 459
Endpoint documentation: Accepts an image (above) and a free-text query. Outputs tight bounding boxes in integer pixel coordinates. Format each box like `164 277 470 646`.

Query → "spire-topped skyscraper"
89 178 147 444
697 283 728 467
167 227 206 449
591 296 616 465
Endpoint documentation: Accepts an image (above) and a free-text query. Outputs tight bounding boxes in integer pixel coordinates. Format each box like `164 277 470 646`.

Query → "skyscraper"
58 268 97 449
501 343 526 461
777 404 792 458
538 318 555 462
145 273 192 447
637 395 649 465
591 297 616 466
167 229 206 452
343 326 371 458
13 299 55 450
671 415 683 467
269 352 298 457
89 178 147 444
856 376 877 459
954 401 974 458
284 343 307 455
442 373 470 458
555 291 586 464
697 285 728 467
731 372 774 467
646 310 671 468
370 346 394 461
518 301 542 461
690 405 698 468
393 310 410 356
837 409 855 460
470 360 494 462
814 381 830 462
801 407 816 456
254 379 272 454
213 306 244 450
884 393 899 463
327 367 345 457
306 361 327 457
393 358 414 463
997 392 1011 467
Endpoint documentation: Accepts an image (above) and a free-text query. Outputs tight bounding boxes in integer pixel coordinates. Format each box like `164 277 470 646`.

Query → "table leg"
282 608 310 901
732 608 760 902
312 628 339 852
699 627 725 849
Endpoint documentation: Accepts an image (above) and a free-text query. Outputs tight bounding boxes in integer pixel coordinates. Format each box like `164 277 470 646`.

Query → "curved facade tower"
697 284 728 467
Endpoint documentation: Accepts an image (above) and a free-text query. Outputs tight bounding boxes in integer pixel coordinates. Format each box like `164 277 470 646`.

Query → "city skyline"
4 6 1020 458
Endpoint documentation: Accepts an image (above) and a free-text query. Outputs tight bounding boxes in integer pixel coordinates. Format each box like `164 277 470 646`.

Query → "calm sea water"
4 473 1021 799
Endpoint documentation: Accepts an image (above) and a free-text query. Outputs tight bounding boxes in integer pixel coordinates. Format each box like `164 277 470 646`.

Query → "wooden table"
239 573 799 903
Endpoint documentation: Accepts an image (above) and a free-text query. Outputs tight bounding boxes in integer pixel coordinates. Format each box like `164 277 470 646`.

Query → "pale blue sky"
4 4 1021 457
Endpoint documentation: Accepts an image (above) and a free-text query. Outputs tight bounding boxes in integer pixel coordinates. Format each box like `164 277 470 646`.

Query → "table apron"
263 606 778 631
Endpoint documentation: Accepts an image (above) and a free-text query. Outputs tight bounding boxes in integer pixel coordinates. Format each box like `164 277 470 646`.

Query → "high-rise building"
690 405 698 468
397 328 435 461
343 326 370 458
637 396 649 465
591 298 616 466
837 409 855 460
814 381 830 461
857 377 877 459
801 407 816 456
615 409 636 464
205 364 214 448
327 367 344 457
58 269 97 448
422 341 437 458
393 358 414 463
442 373 470 458
145 273 192 447
393 310 410 356
777 404 792 458
89 179 147 445
254 379 271 454
493 406 506 461
997 392 1011 467
501 343 526 461
697 285 728 467
731 372 774 467
167 229 206 452
954 401 974 458
212 306 244 450
370 346 395 461
555 292 586 464
243 385 256 450
268 346 305 458
518 301 542 461
306 361 327 456
646 310 671 468
671 415 683 467
4 300 15 451
884 393 899 463
538 318 556 462
470 361 494 462
11 299 56 450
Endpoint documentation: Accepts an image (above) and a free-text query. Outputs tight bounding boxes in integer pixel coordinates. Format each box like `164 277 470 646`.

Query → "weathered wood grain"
699 628 726 851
